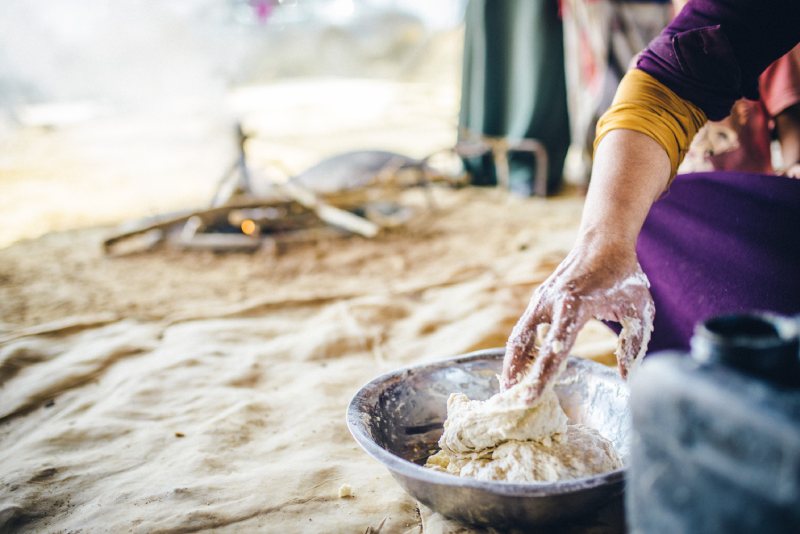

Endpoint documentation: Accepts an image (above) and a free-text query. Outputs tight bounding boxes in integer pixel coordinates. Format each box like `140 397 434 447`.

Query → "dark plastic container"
628 313 800 533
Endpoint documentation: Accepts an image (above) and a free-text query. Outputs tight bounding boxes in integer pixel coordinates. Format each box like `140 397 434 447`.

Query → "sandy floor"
0 187 585 330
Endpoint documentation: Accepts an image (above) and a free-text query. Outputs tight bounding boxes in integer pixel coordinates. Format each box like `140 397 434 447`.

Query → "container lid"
691 313 800 386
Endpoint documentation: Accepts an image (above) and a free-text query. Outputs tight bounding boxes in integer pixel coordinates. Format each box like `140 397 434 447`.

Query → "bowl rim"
346 348 626 497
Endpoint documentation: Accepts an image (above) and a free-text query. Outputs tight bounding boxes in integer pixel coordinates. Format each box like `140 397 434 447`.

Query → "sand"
0 187 621 533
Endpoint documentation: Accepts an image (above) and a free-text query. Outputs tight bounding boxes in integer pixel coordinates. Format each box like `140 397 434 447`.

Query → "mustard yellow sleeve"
595 69 707 179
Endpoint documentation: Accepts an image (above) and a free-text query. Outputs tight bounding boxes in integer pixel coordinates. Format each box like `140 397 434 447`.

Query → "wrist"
576 226 638 253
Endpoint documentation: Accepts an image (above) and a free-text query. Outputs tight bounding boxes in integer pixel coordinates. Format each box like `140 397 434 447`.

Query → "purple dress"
638 171 800 352
618 0 800 350
637 0 800 120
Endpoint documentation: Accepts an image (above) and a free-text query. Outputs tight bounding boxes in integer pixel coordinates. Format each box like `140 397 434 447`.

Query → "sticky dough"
438 386 568 452
426 385 622 483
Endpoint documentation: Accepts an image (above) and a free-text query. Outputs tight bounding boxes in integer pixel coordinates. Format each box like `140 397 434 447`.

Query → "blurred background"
0 0 467 247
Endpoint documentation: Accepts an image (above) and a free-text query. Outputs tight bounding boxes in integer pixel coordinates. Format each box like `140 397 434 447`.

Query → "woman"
502 0 800 399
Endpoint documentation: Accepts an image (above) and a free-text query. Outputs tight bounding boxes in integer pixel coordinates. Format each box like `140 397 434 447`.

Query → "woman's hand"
783 162 800 179
501 235 654 401
500 128 673 402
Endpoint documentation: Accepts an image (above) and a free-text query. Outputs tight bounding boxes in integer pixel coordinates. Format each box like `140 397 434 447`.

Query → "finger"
502 312 551 390
616 289 655 379
501 292 552 390
521 299 586 402
785 164 800 179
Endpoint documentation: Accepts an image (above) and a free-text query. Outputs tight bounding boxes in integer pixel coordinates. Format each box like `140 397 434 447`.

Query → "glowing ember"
240 219 256 236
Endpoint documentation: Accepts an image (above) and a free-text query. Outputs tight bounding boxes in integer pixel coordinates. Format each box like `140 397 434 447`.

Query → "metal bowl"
346 348 631 527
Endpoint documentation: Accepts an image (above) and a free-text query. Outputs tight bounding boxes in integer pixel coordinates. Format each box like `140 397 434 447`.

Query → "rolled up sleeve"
636 0 800 121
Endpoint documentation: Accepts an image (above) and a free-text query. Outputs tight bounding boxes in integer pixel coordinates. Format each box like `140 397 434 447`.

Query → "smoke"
0 0 467 117
0 0 248 112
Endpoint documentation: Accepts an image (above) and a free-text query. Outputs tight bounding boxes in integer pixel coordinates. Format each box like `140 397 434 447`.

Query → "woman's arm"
502 0 800 397
502 130 665 396
503 66 705 394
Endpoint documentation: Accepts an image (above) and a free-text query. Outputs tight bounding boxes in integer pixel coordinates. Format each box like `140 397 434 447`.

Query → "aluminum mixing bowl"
346 348 631 527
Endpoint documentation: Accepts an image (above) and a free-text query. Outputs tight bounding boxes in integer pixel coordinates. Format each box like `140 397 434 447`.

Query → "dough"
427 424 622 483
438 386 567 453
338 484 354 498
426 384 622 482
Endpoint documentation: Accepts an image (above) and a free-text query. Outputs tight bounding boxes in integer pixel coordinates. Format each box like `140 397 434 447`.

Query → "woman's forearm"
502 127 665 394
578 129 672 249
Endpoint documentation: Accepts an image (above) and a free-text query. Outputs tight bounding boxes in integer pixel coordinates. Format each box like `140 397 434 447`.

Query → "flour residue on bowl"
425 384 622 483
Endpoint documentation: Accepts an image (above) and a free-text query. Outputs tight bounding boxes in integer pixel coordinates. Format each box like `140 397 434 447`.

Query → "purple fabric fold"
629 171 800 353
637 0 800 120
